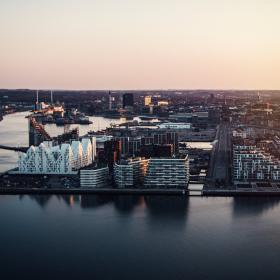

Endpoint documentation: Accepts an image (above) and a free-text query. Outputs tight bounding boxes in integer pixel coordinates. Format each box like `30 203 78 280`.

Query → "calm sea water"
1 195 280 280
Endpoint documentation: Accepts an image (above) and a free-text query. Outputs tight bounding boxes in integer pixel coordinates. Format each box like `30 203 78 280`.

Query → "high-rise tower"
122 93 134 109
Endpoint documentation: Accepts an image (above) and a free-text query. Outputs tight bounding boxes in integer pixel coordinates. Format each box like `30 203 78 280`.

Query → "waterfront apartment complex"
82 156 190 189
114 157 149 188
233 145 280 182
144 156 189 188
80 165 109 188
18 138 96 174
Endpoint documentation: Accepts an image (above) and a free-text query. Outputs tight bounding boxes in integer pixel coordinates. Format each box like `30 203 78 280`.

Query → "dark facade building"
116 136 141 156
122 93 134 108
116 131 178 157
140 130 179 154
107 127 179 157
103 140 122 172
139 144 173 158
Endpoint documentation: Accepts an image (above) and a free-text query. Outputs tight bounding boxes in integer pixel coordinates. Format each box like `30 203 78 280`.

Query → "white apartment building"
144 156 190 188
17 138 95 175
80 166 109 188
233 145 280 181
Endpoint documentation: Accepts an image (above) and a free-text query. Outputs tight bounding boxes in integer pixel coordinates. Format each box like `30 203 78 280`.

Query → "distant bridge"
0 145 28 153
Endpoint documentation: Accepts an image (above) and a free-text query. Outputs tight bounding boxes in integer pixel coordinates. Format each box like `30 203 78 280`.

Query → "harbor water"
0 195 280 279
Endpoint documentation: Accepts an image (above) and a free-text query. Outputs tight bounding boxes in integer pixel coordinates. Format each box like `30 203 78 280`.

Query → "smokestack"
109 91 112 110
35 90 39 110
51 90 53 104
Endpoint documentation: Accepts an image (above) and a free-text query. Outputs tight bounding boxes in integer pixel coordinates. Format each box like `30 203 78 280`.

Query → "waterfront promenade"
1 186 280 197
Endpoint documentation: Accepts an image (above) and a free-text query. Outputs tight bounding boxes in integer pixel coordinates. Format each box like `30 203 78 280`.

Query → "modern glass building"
114 157 149 188
80 165 109 188
144 156 189 188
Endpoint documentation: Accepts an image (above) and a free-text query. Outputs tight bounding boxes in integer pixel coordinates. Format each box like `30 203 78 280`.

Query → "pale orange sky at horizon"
0 0 280 90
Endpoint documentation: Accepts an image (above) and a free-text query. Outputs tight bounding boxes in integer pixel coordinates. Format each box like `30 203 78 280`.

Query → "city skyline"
2 2 280 279
1 0 280 90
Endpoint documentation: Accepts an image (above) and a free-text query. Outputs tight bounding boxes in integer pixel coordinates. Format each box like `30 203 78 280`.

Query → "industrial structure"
28 117 52 146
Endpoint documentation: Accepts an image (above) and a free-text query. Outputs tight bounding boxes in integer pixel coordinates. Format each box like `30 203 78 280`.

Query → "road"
208 122 232 187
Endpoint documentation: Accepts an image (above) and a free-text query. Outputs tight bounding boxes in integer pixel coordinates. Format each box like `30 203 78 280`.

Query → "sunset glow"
1 0 280 89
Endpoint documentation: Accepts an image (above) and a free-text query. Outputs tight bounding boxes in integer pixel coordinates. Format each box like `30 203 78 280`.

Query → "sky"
0 0 280 90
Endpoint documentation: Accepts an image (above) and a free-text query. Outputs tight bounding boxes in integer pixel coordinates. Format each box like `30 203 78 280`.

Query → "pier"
0 145 28 153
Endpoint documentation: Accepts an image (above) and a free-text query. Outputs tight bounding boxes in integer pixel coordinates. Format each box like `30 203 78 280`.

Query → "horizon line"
1 88 280 92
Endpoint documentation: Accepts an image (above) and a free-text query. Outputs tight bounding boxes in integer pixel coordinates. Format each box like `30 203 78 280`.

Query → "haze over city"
1 0 280 90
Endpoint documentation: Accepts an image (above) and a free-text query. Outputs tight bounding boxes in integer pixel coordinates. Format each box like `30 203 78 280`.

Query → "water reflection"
23 194 189 219
21 195 280 221
57 195 80 207
113 195 142 214
144 196 189 229
28 195 52 208
80 195 112 209
4 195 280 280
144 196 188 215
232 197 280 218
